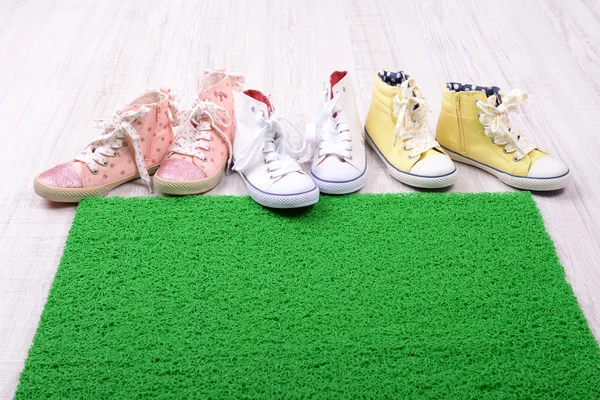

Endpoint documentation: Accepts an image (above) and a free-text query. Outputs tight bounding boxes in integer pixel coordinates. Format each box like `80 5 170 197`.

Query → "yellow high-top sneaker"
436 82 570 191
365 71 457 188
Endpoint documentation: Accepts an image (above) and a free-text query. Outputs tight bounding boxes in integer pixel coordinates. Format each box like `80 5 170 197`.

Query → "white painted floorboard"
1 0 599 398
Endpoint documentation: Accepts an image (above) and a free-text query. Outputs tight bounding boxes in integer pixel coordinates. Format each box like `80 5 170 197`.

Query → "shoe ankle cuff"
372 74 401 99
442 86 488 118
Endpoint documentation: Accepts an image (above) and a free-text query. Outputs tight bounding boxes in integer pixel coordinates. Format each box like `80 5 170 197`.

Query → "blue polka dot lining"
378 70 409 87
378 70 424 111
446 82 503 105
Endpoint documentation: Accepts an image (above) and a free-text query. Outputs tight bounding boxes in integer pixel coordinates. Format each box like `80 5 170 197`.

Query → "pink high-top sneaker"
34 88 178 202
153 69 244 195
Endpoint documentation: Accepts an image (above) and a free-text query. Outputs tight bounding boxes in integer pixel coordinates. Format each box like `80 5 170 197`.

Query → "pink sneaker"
153 69 244 195
34 88 178 202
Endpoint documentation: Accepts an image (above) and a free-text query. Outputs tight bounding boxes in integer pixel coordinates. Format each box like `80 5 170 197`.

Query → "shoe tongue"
244 89 273 117
329 71 348 98
484 86 503 106
487 91 502 106
378 70 409 87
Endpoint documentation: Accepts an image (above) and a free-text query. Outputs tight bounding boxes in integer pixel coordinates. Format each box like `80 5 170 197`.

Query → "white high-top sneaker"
307 71 368 194
233 90 319 208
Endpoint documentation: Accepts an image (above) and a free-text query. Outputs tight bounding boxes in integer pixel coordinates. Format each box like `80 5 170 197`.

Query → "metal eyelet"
513 157 519 162
122 141 128 147
91 169 99 175
269 175 274 179
503 148 508 154
263 159 268 164
403 145 408 151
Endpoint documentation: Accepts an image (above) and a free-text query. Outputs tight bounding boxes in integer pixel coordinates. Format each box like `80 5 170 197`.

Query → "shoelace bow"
233 112 307 179
75 106 153 190
170 98 233 170
393 79 439 159
307 92 353 160
476 89 536 161
165 91 181 127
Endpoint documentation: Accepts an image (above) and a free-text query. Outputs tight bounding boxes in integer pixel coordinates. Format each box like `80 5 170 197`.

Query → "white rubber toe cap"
528 155 569 178
409 153 456 177
311 156 362 182
268 172 316 195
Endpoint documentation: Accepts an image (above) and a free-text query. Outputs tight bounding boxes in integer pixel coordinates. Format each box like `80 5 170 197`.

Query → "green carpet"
16 192 600 399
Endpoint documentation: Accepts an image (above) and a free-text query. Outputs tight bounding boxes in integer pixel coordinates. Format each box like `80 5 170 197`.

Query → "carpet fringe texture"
15 192 600 399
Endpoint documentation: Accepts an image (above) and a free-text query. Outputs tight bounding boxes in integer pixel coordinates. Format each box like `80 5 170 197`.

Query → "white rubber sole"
153 166 224 195
239 173 320 209
443 147 571 191
309 166 368 195
33 165 160 203
365 131 457 189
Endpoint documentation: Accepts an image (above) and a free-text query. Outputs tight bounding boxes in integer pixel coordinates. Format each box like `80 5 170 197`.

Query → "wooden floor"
1 0 600 397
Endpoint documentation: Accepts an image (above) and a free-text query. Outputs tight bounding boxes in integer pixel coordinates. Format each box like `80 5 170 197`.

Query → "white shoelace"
233 112 307 179
476 89 536 161
308 92 353 160
75 106 152 190
393 79 439 159
170 98 233 170
74 90 179 192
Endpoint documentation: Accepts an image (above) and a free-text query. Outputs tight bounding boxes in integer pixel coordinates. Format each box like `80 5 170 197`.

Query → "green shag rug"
16 192 600 399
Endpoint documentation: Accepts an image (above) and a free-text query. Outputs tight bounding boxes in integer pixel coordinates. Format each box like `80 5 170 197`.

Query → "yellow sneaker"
436 82 570 191
365 70 457 188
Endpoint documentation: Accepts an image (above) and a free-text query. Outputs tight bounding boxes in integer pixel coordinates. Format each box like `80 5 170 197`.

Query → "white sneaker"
306 71 368 194
233 90 319 208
